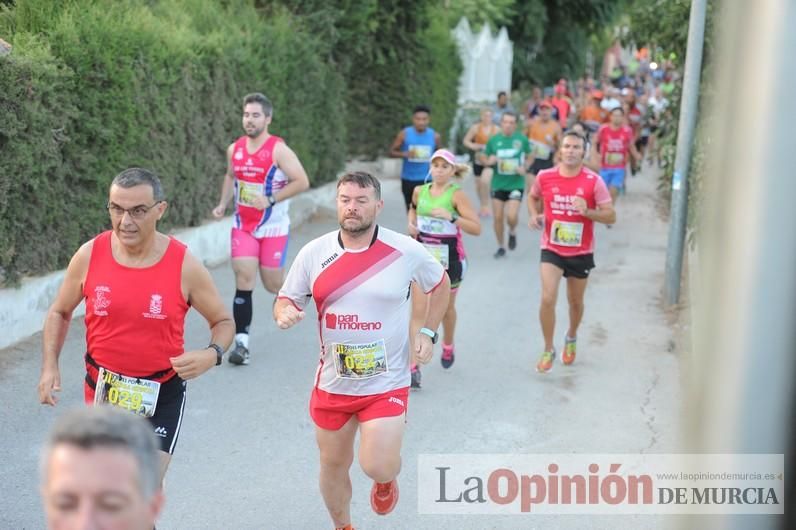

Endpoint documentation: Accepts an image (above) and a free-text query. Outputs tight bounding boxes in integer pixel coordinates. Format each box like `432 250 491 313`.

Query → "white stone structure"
451 18 513 104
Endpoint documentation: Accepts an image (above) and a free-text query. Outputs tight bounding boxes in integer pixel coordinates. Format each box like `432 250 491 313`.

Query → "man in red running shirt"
593 107 641 202
212 92 310 366
38 168 234 486
528 132 615 373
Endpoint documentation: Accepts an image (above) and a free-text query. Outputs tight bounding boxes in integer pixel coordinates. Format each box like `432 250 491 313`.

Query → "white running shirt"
278 226 445 396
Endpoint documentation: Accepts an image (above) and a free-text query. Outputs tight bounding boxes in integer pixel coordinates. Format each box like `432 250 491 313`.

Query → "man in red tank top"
38 168 234 487
527 132 616 373
212 92 310 366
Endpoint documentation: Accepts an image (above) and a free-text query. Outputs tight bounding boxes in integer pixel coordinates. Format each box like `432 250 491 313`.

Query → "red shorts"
230 227 289 268
310 386 410 431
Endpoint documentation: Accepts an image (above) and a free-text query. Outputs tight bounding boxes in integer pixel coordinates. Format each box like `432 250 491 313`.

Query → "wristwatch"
419 327 439 344
207 343 224 366
450 212 460 223
267 195 277 207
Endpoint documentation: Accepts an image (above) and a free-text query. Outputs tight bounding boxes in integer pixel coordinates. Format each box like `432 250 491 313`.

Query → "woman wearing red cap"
407 149 481 388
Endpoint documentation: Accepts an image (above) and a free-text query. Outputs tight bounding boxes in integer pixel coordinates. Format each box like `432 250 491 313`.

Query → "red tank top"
231 135 284 232
83 231 189 379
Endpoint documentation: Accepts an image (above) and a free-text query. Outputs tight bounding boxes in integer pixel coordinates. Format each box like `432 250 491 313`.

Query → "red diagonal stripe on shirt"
313 239 402 317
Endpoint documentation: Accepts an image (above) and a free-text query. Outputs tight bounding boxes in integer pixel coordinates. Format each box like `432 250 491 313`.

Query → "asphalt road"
1 166 681 529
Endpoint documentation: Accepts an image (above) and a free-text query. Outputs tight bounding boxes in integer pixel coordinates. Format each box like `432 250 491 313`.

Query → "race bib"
550 220 584 247
237 181 264 206
532 140 552 160
94 367 160 418
605 152 625 166
416 215 456 236
408 144 432 163
422 242 450 269
498 158 519 175
332 340 388 379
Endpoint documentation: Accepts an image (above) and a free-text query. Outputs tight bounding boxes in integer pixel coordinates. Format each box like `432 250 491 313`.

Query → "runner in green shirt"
482 112 532 258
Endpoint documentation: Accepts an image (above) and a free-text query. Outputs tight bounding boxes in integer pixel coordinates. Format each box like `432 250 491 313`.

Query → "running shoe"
562 336 576 365
441 344 455 369
508 233 517 250
370 479 399 515
410 365 422 389
494 247 506 259
536 349 556 373
228 342 250 365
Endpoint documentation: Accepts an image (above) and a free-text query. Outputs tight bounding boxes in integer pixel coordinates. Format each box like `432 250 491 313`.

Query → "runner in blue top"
390 105 441 211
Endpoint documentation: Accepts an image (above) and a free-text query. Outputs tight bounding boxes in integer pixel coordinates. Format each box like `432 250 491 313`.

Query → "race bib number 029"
94 367 160 417
332 340 388 379
550 220 584 247
237 181 264 206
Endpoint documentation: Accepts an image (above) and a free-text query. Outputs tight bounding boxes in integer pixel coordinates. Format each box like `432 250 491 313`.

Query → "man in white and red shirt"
212 92 310 366
528 131 616 373
274 172 450 529
593 106 641 202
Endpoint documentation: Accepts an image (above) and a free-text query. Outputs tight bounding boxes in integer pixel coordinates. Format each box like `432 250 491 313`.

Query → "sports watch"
267 195 277 207
207 343 224 366
419 327 439 344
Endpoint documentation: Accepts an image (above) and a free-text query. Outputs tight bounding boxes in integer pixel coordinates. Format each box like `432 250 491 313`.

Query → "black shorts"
530 158 554 175
541 249 595 279
402 180 423 211
491 189 524 201
447 258 466 288
85 373 187 454
473 162 485 177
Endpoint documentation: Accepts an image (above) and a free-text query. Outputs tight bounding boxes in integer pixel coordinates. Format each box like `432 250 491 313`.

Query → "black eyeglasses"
107 201 162 220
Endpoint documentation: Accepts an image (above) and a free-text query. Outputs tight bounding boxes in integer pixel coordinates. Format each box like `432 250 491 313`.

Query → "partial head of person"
496 91 508 107
108 168 167 246
479 107 493 124
559 131 586 168
336 172 383 236
570 122 587 137
429 149 468 183
532 86 542 99
538 100 553 120
41 406 163 530
610 106 625 127
242 92 273 138
412 104 431 132
499 111 518 136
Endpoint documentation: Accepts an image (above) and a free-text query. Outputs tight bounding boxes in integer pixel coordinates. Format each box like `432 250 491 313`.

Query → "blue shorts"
600 168 626 189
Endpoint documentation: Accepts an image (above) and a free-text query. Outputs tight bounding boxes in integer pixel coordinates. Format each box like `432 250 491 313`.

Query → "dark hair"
500 111 518 121
413 104 431 115
497 91 507 98
560 130 586 148
610 106 625 115
337 171 381 199
111 168 165 201
243 92 273 117
42 407 160 497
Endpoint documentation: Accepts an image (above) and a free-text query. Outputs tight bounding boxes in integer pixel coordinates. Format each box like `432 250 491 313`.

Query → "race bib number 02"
332 340 388 379
94 367 160 417
550 220 584 247
237 181 264 206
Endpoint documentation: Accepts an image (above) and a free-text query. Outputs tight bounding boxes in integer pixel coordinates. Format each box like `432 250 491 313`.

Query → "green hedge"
0 0 462 284
0 0 351 284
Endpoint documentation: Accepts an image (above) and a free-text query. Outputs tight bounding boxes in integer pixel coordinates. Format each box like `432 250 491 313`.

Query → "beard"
244 125 264 138
339 215 373 235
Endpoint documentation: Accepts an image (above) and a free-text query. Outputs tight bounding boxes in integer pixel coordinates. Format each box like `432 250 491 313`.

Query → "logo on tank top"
143 294 167 320
325 313 382 331
93 285 111 316
234 149 243 160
